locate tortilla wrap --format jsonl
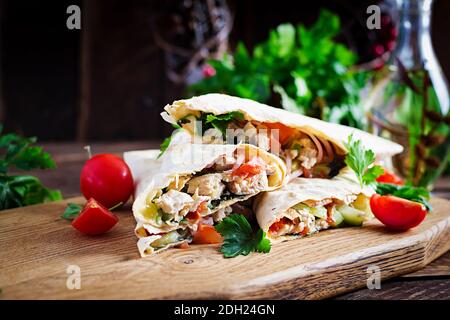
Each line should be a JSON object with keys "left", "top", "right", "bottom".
{"left": 123, "top": 149, "right": 161, "bottom": 189}
{"left": 254, "top": 167, "right": 374, "bottom": 243}
{"left": 132, "top": 143, "right": 286, "bottom": 256}
{"left": 162, "top": 93, "right": 403, "bottom": 158}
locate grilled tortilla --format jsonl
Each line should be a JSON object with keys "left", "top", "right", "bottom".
{"left": 254, "top": 167, "right": 374, "bottom": 243}
{"left": 162, "top": 94, "right": 403, "bottom": 178}
{"left": 131, "top": 143, "right": 286, "bottom": 256}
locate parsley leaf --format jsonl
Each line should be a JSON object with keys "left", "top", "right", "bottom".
{"left": 158, "top": 123, "right": 181, "bottom": 159}
{"left": 203, "top": 112, "right": 244, "bottom": 137}
{"left": 362, "top": 165, "right": 385, "bottom": 186}
{"left": 0, "top": 126, "right": 62, "bottom": 211}
{"left": 344, "top": 134, "right": 383, "bottom": 187}
{"left": 215, "top": 214, "right": 271, "bottom": 258}
{"left": 158, "top": 136, "right": 172, "bottom": 159}
{"left": 0, "top": 128, "right": 56, "bottom": 174}
{"left": 189, "top": 10, "right": 368, "bottom": 129}
{"left": 61, "top": 203, "right": 82, "bottom": 220}
{"left": 376, "top": 183, "right": 432, "bottom": 211}
{"left": 0, "top": 175, "right": 62, "bottom": 210}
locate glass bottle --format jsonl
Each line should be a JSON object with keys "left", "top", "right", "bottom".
{"left": 368, "top": 0, "right": 450, "bottom": 189}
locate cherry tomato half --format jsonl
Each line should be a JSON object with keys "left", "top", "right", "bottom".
{"left": 192, "top": 224, "right": 223, "bottom": 244}
{"left": 80, "top": 154, "right": 134, "bottom": 208}
{"left": 376, "top": 167, "right": 404, "bottom": 185}
{"left": 72, "top": 198, "right": 119, "bottom": 235}
{"left": 370, "top": 194, "right": 427, "bottom": 230}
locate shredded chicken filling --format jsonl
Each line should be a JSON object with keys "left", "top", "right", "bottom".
{"left": 146, "top": 152, "right": 274, "bottom": 230}
{"left": 269, "top": 195, "right": 371, "bottom": 238}
{"left": 179, "top": 113, "right": 345, "bottom": 178}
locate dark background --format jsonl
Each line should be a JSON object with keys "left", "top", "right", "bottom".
{"left": 0, "top": 0, "right": 449, "bottom": 142}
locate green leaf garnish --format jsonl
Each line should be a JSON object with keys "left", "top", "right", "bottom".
{"left": 158, "top": 136, "right": 172, "bottom": 159}
{"left": 0, "top": 126, "right": 62, "bottom": 211}
{"left": 375, "top": 183, "right": 432, "bottom": 211}
{"left": 0, "top": 175, "right": 62, "bottom": 210}
{"left": 188, "top": 9, "right": 368, "bottom": 129}
{"left": 203, "top": 112, "right": 244, "bottom": 137}
{"left": 344, "top": 134, "right": 383, "bottom": 187}
{"left": 0, "top": 126, "right": 56, "bottom": 174}
{"left": 61, "top": 203, "right": 82, "bottom": 220}
{"left": 215, "top": 214, "right": 271, "bottom": 258}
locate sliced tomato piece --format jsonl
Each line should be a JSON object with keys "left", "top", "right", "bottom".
{"left": 301, "top": 226, "right": 310, "bottom": 236}
{"left": 376, "top": 167, "right": 404, "bottom": 185}
{"left": 186, "top": 201, "right": 208, "bottom": 221}
{"left": 186, "top": 211, "right": 201, "bottom": 221}
{"left": 370, "top": 194, "right": 427, "bottom": 230}
{"left": 192, "top": 224, "right": 223, "bottom": 244}
{"left": 178, "top": 242, "right": 190, "bottom": 249}
{"left": 232, "top": 162, "right": 263, "bottom": 178}
{"left": 269, "top": 217, "right": 289, "bottom": 235}
{"left": 71, "top": 198, "right": 119, "bottom": 235}
{"left": 262, "top": 122, "right": 296, "bottom": 145}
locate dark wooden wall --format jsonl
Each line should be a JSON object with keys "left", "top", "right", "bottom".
{"left": 1, "top": 0, "right": 449, "bottom": 141}
{"left": 1, "top": 0, "right": 80, "bottom": 140}
{"left": 78, "top": 0, "right": 181, "bottom": 141}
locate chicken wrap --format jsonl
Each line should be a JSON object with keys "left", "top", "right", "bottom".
{"left": 254, "top": 167, "right": 374, "bottom": 243}
{"left": 132, "top": 143, "right": 286, "bottom": 256}
{"left": 161, "top": 94, "right": 403, "bottom": 178}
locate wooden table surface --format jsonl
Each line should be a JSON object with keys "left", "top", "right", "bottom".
{"left": 16, "top": 141, "right": 450, "bottom": 300}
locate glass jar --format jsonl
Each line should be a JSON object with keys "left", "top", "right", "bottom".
{"left": 368, "top": 0, "right": 450, "bottom": 189}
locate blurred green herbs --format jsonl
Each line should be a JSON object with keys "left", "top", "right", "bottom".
{"left": 0, "top": 125, "right": 62, "bottom": 210}
{"left": 189, "top": 10, "right": 368, "bottom": 129}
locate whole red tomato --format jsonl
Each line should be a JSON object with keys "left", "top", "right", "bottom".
{"left": 376, "top": 167, "right": 404, "bottom": 185}
{"left": 370, "top": 194, "right": 427, "bottom": 230}
{"left": 80, "top": 154, "right": 134, "bottom": 208}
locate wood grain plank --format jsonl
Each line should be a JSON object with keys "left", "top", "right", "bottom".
{"left": 335, "top": 278, "right": 450, "bottom": 300}
{"left": 0, "top": 197, "right": 449, "bottom": 300}
{"left": 401, "top": 251, "right": 450, "bottom": 277}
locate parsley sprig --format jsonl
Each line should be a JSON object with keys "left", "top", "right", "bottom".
{"left": 0, "top": 125, "right": 62, "bottom": 210}
{"left": 344, "top": 134, "right": 432, "bottom": 210}
{"left": 215, "top": 214, "right": 271, "bottom": 258}
{"left": 203, "top": 112, "right": 244, "bottom": 137}
{"left": 61, "top": 203, "right": 83, "bottom": 220}
{"left": 344, "top": 134, "right": 384, "bottom": 187}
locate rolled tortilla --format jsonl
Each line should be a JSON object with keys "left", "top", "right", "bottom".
{"left": 132, "top": 143, "right": 286, "bottom": 256}
{"left": 254, "top": 167, "right": 375, "bottom": 243}
{"left": 162, "top": 94, "right": 403, "bottom": 160}
{"left": 123, "top": 149, "right": 161, "bottom": 189}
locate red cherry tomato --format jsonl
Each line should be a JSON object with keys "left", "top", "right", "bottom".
{"left": 72, "top": 198, "right": 119, "bottom": 235}
{"left": 80, "top": 154, "right": 134, "bottom": 208}
{"left": 370, "top": 194, "right": 427, "bottom": 230}
{"left": 262, "top": 122, "right": 296, "bottom": 145}
{"left": 192, "top": 224, "right": 223, "bottom": 244}
{"left": 376, "top": 167, "right": 404, "bottom": 185}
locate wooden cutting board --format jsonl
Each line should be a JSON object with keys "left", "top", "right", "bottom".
{"left": 0, "top": 197, "right": 449, "bottom": 300}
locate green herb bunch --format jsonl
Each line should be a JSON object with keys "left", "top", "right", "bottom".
{"left": 189, "top": 10, "right": 368, "bottom": 129}
{"left": 0, "top": 125, "right": 62, "bottom": 210}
